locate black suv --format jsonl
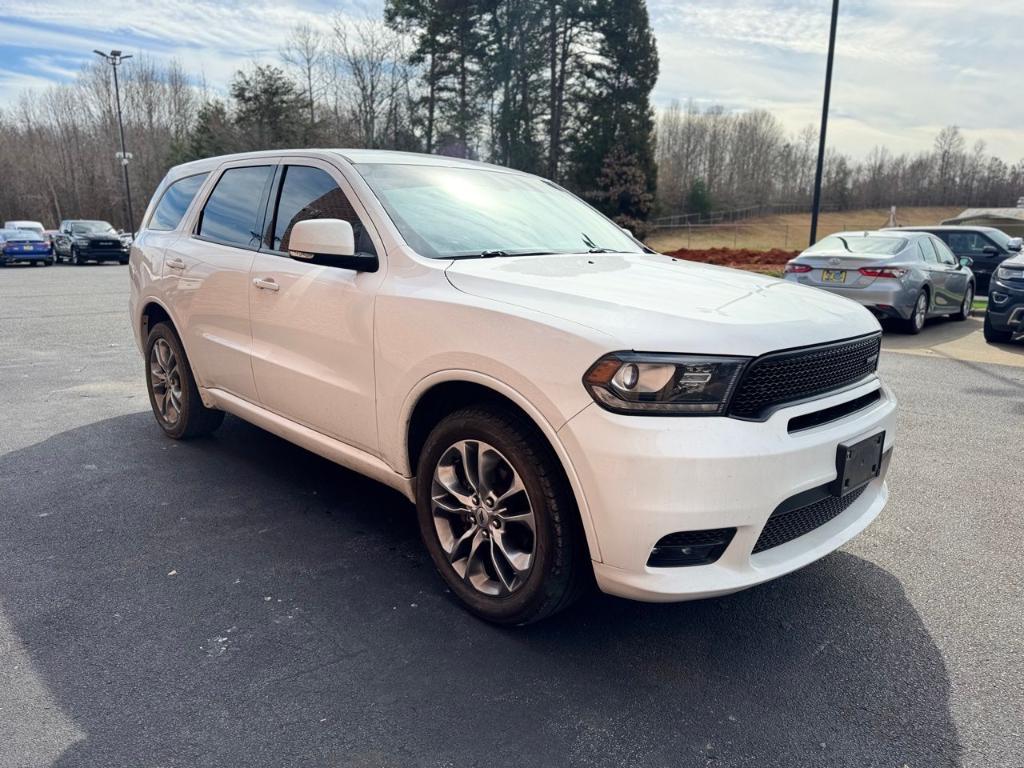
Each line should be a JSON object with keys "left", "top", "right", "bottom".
{"left": 985, "top": 252, "right": 1024, "bottom": 343}
{"left": 53, "top": 220, "right": 130, "bottom": 265}
{"left": 887, "top": 226, "right": 1022, "bottom": 293}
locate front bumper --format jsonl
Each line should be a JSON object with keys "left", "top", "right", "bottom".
{"left": 559, "top": 377, "right": 897, "bottom": 602}
{"left": 986, "top": 283, "right": 1024, "bottom": 334}
{"left": 77, "top": 247, "right": 128, "bottom": 261}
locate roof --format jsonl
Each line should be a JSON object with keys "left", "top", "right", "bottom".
{"left": 942, "top": 208, "right": 1024, "bottom": 224}
{"left": 887, "top": 225, "right": 1006, "bottom": 234}
{"left": 165, "top": 149, "right": 516, "bottom": 184}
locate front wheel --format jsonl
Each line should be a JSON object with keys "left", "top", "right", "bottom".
{"left": 415, "top": 406, "right": 588, "bottom": 625}
{"left": 71, "top": 247, "right": 82, "bottom": 265}
{"left": 953, "top": 284, "right": 973, "bottom": 321}
{"left": 983, "top": 313, "right": 1012, "bottom": 344}
{"left": 144, "top": 322, "right": 225, "bottom": 439}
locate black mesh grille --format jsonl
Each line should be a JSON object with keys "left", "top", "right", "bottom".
{"left": 648, "top": 528, "right": 735, "bottom": 567}
{"left": 728, "top": 334, "right": 881, "bottom": 419}
{"left": 753, "top": 486, "right": 866, "bottom": 554}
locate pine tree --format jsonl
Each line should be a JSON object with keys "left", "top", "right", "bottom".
{"left": 568, "top": 0, "right": 658, "bottom": 220}
{"left": 229, "top": 65, "right": 302, "bottom": 150}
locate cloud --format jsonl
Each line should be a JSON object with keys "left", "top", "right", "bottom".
{"left": 0, "top": 0, "right": 1021, "bottom": 159}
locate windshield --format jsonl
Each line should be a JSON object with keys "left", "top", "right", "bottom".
{"left": 0, "top": 229, "right": 43, "bottom": 241}
{"left": 356, "top": 163, "right": 644, "bottom": 259}
{"left": 71, "top": 221, "right": 117, "bottom": 235}
{"left": 806, "top": 234, "right": 907, "bottom": 255}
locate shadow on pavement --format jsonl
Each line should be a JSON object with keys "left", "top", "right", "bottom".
{"left": 0, "top": 412, "right": 961, "bottom": 767}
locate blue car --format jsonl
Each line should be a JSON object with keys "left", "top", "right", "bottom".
{"left": 0, "top": 229, "right": 54, "bottom": 266}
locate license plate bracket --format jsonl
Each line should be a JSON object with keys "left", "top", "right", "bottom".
{"left": 832, "top": 432, "right": 885, "bottom": 497}
{"left": 822, "top": 269, "right": 847, "bottom": 283}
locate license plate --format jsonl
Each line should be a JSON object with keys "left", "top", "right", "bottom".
{"left": 822, "top": 269, "right": 847, "bottom": 283}
{"left": 832, "top": 432, "right": 885, "bottom": 497}
{"left": 23, "top": 245, "right": 33, "bottom": 251}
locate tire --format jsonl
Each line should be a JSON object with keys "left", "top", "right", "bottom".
{"left": 144, "top": 322, "right": 225, "bottom": 439}
{"left": 71, "top": 247, "right": 82, "bottom": 266}
{"left": 119, "top": 257, "right": 129, "bottom": 265}
{"left": 415, "top": 405, "right": 588, "bottom": 625}
{"left": 953, "top": 283, "right": 974, "bottom": 321}
{"left": 901, "top": 290, "right": 928, "bottom": 334}
{"left": 983, "top": 313, "right": 1012, "bottom": 344}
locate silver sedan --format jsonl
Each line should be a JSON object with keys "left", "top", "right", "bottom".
{"left": 783, "top": 230, "right": 975, "bottom": 334}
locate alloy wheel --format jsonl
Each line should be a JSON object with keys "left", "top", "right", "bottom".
{"left": 430, "top": 440, "right": 536, "bottom": 596}
{"left": 962, "top": 286, "right": 973, "bottom": 317}
{"left": 914, "top": 293, "right": 927, "bottom": 330}
{"left": 149, "top": 338, "right": 183, "bottom": 426}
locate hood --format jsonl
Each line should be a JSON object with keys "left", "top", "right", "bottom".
{"left": 76, "top": 232, "right": 120, "bottom": 241}
{"left": 445, "top": 252, "right": 880, "bottom": 356}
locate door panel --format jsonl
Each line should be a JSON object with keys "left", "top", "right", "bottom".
{"left": 160, "top": 162, "right": 276, "bottom": 401}
{"left": 249, "top": 253, "right": 380, "bottom": 452}
{"left": 163, "top": 236, "right": 258, "bottom": 400}
{"left": 248, "top": 159, "right": 385, "bottom": 454}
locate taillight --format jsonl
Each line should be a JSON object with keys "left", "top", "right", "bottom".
{"left": 785, "top": 262, "right": 812, "bottom": 274}
{"left": 858, "top": 267, "right": 907, "bottom": 279}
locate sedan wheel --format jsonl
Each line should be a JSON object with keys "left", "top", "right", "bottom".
{"left": 954, "top": 284, "right": 973, "bottom": 321}
{"left": 902, "top": 291, "right": 928, "bottom": 334}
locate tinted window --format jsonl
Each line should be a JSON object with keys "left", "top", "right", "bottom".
{"left": 150, "top": 173, "right": 209, "bottom": 231}
{"left": 197, "top": 165, "right": 274, "bottom": 248}
{"left": 270, "top": 165, "right": 375, "bottom": 255}
{"left": 918, "top": 238, "right": 938, "bottom": 263}
{"left": 947, "top": 232, "right": 993, "bottom": 255}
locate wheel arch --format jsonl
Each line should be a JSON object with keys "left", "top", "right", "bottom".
{"left": 401, "top": 372, "right": 602, "bottom": 562}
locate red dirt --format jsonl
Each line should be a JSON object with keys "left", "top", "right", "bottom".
{"left": 664, "top": 246, "right": 799, "bottom": 269}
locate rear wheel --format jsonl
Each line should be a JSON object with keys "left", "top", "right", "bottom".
{"left": 953, "top": 284, "right": 974, "bottom": 321}
{"left": 144, "top": 322, "right": 224, "bottom": 439}
{"left": 415, "top": 406, "right": 588, "bottom": 625}
{"left": 983, "top": 313, "right": 1012, "bottom": 344}
{"left": 901, "top": 291, "right": 928, "bottom": 334}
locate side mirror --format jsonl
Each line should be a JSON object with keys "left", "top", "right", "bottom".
{"left": 959, "top": 256, "right": 973, "bottom": 269}
{"left": 1007, "top": 237, "right": 1022, "bottom": 252}
{"left": 287, "top": 218, "right": 377, "bottom": 272}
{"left": 982, "top": 245, "right": 999, "bottom": 254}
{"left": 620, "top": 226, "right": 634, "bottom": 239}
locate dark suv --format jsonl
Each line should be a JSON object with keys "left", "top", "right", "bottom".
{"left": 53, "top": 220, "right": 130, "bottom": 265}
{"left": 887, "top": 226, "right": 1021, "bottom": 293}
{"left": 985, "top": 252, "right": 1024, "bottom": 343}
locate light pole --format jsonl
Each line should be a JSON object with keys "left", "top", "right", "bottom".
{"left": 809, "top": 0, "right": 839, "bottom": 246}
{"left": 93, "top": 49, "right": 135, "bottom": 233}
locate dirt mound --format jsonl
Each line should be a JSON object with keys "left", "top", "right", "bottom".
{"left": 664, "top": 246, "right": 799, "bottom": 268}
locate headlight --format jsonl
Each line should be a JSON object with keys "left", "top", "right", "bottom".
{"left": 74, "top": 237, "right": 90, "bottom": 246}
{"left": 583, "top": 353, "right": 749, "bottom": 415}
{"left": 996, "top": 265, "right": 1022, "bottom": 281}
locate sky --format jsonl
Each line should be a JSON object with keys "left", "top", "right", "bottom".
{"left": 0, "top": 0, "right": 1021, "bottom": 160}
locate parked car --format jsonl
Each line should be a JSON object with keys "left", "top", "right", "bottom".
{"left": 887, "top": 225, "right": 1021, "bottom": 293}
{"left": 3, "top": 220, "right": 46, "bottom": 235}
{"left": 784, "top": 230, "right": 975, "bottom": 334}
{"left": 0, "top": 228, "right": 55, "bottom": 266}
{"left": 53, "top": 220, "right": 130, "bottom": 264}
{"left": 130, "top": 150, "right": 897, "bottom": 624}
{"left": 984, "top": 252, "right": 1024, "bottom": 343}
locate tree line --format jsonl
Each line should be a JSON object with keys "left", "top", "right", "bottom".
{"left": 1, "top": 0, "right": 1021, "bottom": 238}
{"left": 0, "top": 0, "right": 659, "bottom": 233}
{"left": 656, "top": 101, "right": 1024, "bottom": 218}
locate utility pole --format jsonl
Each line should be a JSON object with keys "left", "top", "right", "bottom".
{"left": 93, "top": 50, "right": 135, "bottom": 233}
{"left": 809, "top": 0, "right": 839, "bottom": 247}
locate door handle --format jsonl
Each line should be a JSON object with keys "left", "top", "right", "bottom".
{"left": 166, "top": 257, "right": 186, "bottom": 271}
{"left": 253, "top": 277, "right": 280, "bottom": 292}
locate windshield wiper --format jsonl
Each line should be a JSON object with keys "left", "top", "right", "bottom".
{"left": 587, "top": 246, "right": 621, "bottom": 254}
{"left": 450, "top": 250, "right": 555, "bottom": 260}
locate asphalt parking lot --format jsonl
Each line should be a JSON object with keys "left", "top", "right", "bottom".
{"left": 1, "top": 264, "right": 1022, "bottom": 768}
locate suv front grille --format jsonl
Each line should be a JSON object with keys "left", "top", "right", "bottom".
{"left": 728, "top": 333, "right": 881, "bottom": 419}
{"left": 752, "top": 486, "right": 866, "bottom": 554}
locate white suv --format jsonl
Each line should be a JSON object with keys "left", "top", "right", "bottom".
{"left": 129, "top": 150, "right": 897, "bottom": 624}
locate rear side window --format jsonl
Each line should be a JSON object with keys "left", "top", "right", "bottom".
{"left": 197, "top": 165, "right": 274, "bottom": 249}
{"left": 918, "top": 238, "right": 938, "bottom": 263}
{"left": 149, "top": 173, "right": 209, "bottom": 231}
{"left": 269, "top": 165, "right": 376, "bottom": 255}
